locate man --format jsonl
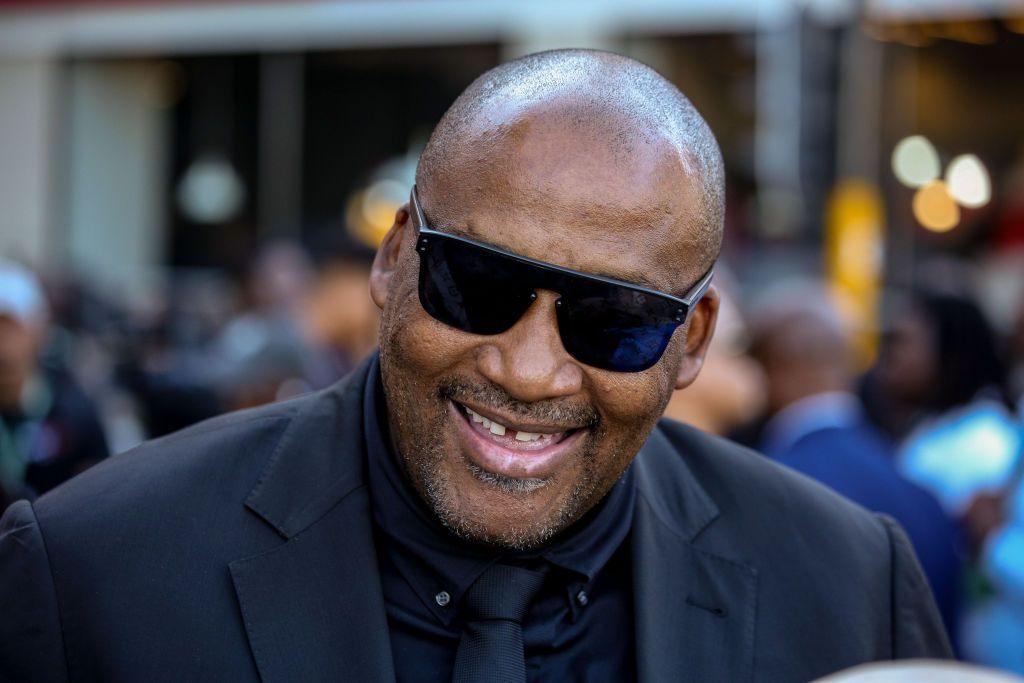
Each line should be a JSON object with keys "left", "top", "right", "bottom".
{"left": 0, "top": 260, "right": 109, "bottom": 502}
{"left": 750, "top": 285, "right": 961, "bottom": 646}
{"left": 0, "top": 50, "right": 948, "bottom": 682}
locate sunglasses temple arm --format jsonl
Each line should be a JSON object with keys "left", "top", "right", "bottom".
{"left": 411, "top": 185, "right": 427, "bottom": 231}
{"left": 683, "top": 268, "right": 715, "bottom": 308}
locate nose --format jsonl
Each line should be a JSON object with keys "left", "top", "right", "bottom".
{"left": 475, "top": 290, "right": 584, "bottom": 403}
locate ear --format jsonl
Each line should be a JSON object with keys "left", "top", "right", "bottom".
{"left": 674, "top": 285, "right": 720, "bottom": 390}
{"left": 369, "top": 205, "right": 411, "bottom": 310}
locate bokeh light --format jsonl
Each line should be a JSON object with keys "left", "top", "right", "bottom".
{"left": 176, "top": 154, "right": 246, "bottom": 224}
{"left": 892, "top": 135, "right": 941, "bottom": 188}
{"left": 346, "top": 178, "right": 408, "bottom": 248}
{"left": 946, "top": 154, "right": 991, "bottom": 208}
{"left": 912, "top": 180, "right": 961, "bottom": 232}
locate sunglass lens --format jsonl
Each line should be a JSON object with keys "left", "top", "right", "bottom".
{"left": 418, "top": 236, "right": 535, "bottom": 335}
{"left": 557, "top": 292, "right": 681, "bottom": 372}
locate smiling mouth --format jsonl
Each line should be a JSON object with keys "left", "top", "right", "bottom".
{"left": 456, "top": 402, "right": 577, "bottom": 449}
{"left": 450, "top": 400, "right": 587, "bottom": 480}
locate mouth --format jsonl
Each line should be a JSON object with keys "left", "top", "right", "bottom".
{"left": 449, "top": 400, "right": 587, "bottom": 481}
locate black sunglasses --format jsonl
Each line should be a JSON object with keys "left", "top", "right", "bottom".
{"left": 411, "top": 186, "right": 713, "bottom": 373}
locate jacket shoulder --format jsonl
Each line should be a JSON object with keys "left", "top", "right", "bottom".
{"left": 33, "top": 390, "right": 315, "bottom": 538}
{"left": 652, "top": 419, "right": 952, "bottom": 661}
{"left": 653, "top": 418, "right": 890, "bottom": 552}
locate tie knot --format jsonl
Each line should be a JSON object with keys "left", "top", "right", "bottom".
{"left": 461, "top": 564, "right": 547, "bottom": 623}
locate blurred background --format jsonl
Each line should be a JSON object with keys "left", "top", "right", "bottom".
{"left": 2, "top": 0, "right": 1024, "bottom": 673}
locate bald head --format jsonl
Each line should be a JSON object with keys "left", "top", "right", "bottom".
{"left": 750, "top": 284, "right": 854, "bottom": 412}
{"left": 416, "top": 49, "right": 725, "bottom": 280}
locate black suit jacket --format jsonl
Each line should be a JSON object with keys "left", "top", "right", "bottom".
{"left": 0, "top": 358, "right": 951, "bottom": 682}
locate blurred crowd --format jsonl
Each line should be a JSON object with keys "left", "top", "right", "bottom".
{"left": 0, "top": 234, "right": 378, "bottom": 505}
{"left": 3, "top": 243, "right": 1024, "bottom": 672}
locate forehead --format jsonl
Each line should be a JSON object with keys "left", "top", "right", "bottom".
{"left": 421, "top": 111, "right": 708, "bottom": 293}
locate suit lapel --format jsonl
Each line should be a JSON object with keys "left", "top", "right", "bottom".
{"left": 632, "top": 426, "right": 758, "bottom": 683}
{"left": 230, "top": 358, "right": 395, "bottom": 683}
{"left": 229, "top": 486, "right": 394, "bottom": 682}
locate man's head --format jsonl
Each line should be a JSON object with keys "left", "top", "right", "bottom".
{"left": 369, "top": 49, "right": 724, "bottom": 550}
{"left": 749, "top": 283, "right": 853, "bottom": 415}
{"left": 0, "top": 260, "right": 48, "bottom": 410}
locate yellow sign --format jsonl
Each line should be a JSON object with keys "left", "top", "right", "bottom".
{"left": 825, "top": 180, "right": 885, "bottom": 368}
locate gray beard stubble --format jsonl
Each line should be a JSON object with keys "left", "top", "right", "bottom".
{"left": 379, "top": 318, "right": 613, "bottom": 550}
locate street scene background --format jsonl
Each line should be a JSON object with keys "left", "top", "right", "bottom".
{"left": 2, "top": 0, "right": 1024, "bottom": 673}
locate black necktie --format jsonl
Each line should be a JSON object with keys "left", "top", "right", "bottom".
{"left": 451, "top": 563, "right": 547, "bottom": 683}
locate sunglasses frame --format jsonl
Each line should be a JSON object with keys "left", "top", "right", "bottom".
{"left": 410, "top": 184, "right": 714, "bottom": 367}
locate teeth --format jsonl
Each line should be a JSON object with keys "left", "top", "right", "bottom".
{"left": 515, "top": 431, "right": 542, "bottom": 442}
{"left": 466, "top": 407, "right": 507, "bottom": 436}
{"left": 465, "top": 405, "right": 554, "bottom": 442}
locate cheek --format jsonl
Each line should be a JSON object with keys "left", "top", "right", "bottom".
{"left": 589, "top": 366, "right": 675, "bottom": 474}
{"left": 382, "top": 284, "right": 478, "bottom": 380}
{"left": 597, "top": 331, "right": 682, "bottom": 416}
{"left": 594, "top": 374, "right": 671, "bottom": 429}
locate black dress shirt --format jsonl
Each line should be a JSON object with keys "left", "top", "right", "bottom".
{"left": 364, "top": 364, "right": 637, "bottom": 682}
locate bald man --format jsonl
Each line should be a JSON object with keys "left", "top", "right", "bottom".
{"left": 750, "top": 284, "right": 962, "bottom": 644}
{"left": 0, "top": 50, "right": 949, "bottom": 683}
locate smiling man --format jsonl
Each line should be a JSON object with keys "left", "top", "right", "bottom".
{"left": 0, "top": 50, "right": 949, "bottom": 682}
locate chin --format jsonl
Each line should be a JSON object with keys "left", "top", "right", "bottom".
{"left": 416, "top": 455, "right": 594, "bottom": 551}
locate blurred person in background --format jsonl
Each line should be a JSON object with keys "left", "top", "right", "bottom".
{"left": 750, "top": 282, "right": 962, "bottom": 641}
{"left": 963, "top": 458, "right": 1024, "bottom": 674}
{"left": 213, "top": 240, "right": 324, "bottom": 408}
{"left": 875, "top": 292, "right": 1020, "bottom": 522}
{"left": 933, "top": 294, "right": 1024, "bottom": 671}
{"left": 115, "top": 273, "right": 231, "bottom": 439}
{"left": 0, "top": 260, "right": 109, "bottom": 502}
{"left": 872, "top": 289, "right": 1024, "bottom": 666}
{"left": 301, "top": 233, "right": 379, "bottom": 376}
{"left": 213, "top": 236, "right": 378, "bottom": 410}
{"left": 662, "top": 267, "right": 765, "bottom": 434}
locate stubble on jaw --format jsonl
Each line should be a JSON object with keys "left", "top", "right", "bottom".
{"left": 380, "top": 318, "right": 610, "bottom": 550}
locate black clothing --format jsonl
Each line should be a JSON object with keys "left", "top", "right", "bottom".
{"left": 451, "top": 563, "right": 546, "bottom": 683}
{"left": 0, "top": 355, "right": 951, "bottom": 682}
{"left": 364, "top": 363, "right": 636, "bottom": 682}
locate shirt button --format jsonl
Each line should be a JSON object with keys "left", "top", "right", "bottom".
{"left": 575, "top": 589, "right": 589, "bottom": 607}
{"left": 435, "top": 590, "right": 451, "bottom": 607}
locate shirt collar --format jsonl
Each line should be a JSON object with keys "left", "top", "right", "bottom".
{"left": 363, "top": 354, "right": 635, "bottom": 624}
{"left": 762, "top": 391, "right": 862, "bottom": 458}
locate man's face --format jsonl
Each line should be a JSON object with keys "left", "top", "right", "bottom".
{"left": 371, "top": 108, "right": 718, "bottom": 549}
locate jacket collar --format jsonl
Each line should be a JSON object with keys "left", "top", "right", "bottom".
{"left": 242, "top": 358, "right": 371, "bottom": 539}
{"left": 631, "top": 424, "right": 759, "bottom": 683}
{"left": 230, "top": 356, "right": 395, "bottom": 682}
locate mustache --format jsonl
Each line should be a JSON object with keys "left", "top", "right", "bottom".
{"left": 437, "top": 376, "right": 601, "bottom": 429}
